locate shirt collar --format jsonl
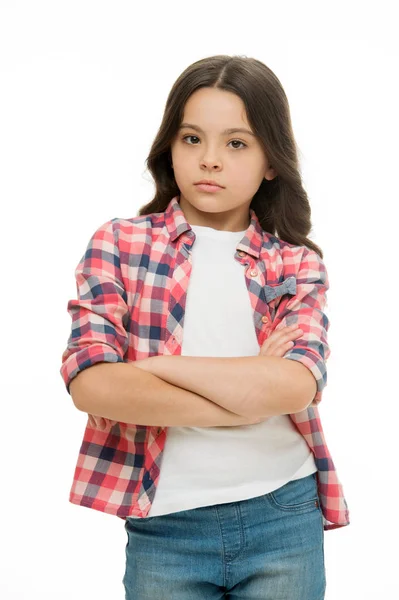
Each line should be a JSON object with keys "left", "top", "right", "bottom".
{"left": 164, "top": 195, "right": 265, "bottom": 259}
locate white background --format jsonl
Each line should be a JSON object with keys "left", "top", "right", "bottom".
{"left": 1, "top": 1, "right": 398, "bottom": 598}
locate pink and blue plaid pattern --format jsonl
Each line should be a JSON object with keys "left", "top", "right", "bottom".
{"left": 60, "top": 195, "right": 350, "bottom": 530}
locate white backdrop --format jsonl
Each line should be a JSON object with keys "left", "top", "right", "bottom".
{"left": 1, "top": 1, "right": 398, "bottom": 598}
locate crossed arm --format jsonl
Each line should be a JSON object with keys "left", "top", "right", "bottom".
{"left": 63, "top": 225, "right": 326, "bottom": 424}
{"left": 134, "top": 354, "right": 317, "bottom": 419}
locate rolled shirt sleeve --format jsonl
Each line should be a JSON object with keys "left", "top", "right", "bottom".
{"left": 60, "top": 219, "right": 130, "bottom": 395}
{"left": 273, "top": 248, "right": 331, "bottom": 406}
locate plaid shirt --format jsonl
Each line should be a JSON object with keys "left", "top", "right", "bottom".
{"left": 60, "top": 195, "right": 350, "bottom": 531}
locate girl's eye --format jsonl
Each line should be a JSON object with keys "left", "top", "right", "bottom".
{"left": 182, "top": 135, "right": 247, "bottom": 149}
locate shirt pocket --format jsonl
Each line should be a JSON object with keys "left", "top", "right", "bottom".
{"left": 263, "top": 276, "right": 297, "bottom": 322}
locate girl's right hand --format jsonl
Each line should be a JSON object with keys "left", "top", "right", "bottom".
{"left": 258, "top": 324, "right": 303, "bottom": 357}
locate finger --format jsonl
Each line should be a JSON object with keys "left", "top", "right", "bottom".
{"left": 261, "top": 332, "right": 302, "bottom": 355}
{"left": 265, "top": 327, "right": 303, "bottom": 347}
{"left": 259, "top": 325, "right": 303, "bottom": 353}
{"left": 291, "top": 328, "right": 303, "bottom": 336}
{"left": 283, "top": 328, "right": 303, "bottom": 339}
{"left": 270, "top": 325, "right": 301, "bottom": 338}
{"left": 274, "top": 338, "right": 298, "bottom": 355}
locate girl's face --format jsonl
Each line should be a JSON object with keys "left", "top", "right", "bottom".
{"left": 170, "top": 87, "right": 277, "bottom": 231}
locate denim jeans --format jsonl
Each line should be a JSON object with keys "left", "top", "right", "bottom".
{"left": 122, "top": 472, "right": 326, "bottom": 599}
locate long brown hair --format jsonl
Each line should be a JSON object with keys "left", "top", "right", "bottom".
{"left": 137, "top": 54, "right": 323, "bottom": 258}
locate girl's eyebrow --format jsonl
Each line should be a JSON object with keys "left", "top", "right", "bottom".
{"left": 179, "top": 122, "right": 255, "bottom": 137}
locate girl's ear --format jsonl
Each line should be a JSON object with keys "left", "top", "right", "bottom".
{"left": 265, "top": 166, "right": 278, "bottom": 180}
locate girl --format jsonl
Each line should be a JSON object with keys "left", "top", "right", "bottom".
{"left": 61, "top": 54, "right": 350, "bottom": 599}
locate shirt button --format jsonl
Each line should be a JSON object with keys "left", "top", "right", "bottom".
{"left": 261, "top": 316, "right": 269, "bottom": 323}
{"left": 237, "top": 251, "right": 246, "bottom": 257}
{"left": 249, "top": 269, "right": 258, "bottom": 277}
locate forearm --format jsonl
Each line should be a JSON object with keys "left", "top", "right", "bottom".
{"left": 72, "top": 362, "right": 253, "bottom": 427}
{"left": 134, "top": 355, "right": 263, "bottom": 418}
{"left": 138, "top": 355, "right": 306, "bottom": 418}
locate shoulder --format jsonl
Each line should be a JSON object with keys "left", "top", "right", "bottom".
{"left": 87, "top": 213, "right": 160, "bottom": 246}
{"left": 260, "top": 231, "right": 326, "bottom": 282}
{"left": 110, "top": 211, "right": 166, "bottom": 238}
{"left": 260, "top": 230, "right": 311, "bottom": 267}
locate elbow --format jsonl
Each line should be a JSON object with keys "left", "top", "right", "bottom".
{"left": 296, "top": 370, "right": 318, "bottom": 412}
{"left": 69, "top": 371, "right": 91, "bottom": 412}
{"left": 68, "top": 364, "right": 107, "bottom": 413}
{"left": 279, "top": 358, "right": 318, "bottom": 414}
{"left": 68, "top": 362, "right": 128, "bottom": 417}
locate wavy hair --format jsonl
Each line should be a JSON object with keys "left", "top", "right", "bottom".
{"left": 137, "top": 54, "right": 323, "bottom": 258}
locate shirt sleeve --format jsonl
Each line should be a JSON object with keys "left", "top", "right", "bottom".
{"left": 60, "top": 219, "right": 130, "bottom": 395}
{"left": 273, "top": 248, "right": 331, "bottom": 406}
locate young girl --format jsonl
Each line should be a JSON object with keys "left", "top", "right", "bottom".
{"left": 61, "top": 54, "right": 350, "bottom": 599}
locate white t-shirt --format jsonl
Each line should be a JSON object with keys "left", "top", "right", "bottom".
{"left": 131, "top": 223, "right": 316, "bottom": 518}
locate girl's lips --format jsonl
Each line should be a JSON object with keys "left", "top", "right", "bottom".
{"left": 195, "top": 183, "right": 224, "bottom": 192}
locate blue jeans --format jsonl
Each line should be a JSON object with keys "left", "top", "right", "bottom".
{"left": 123, "top": 472, "right": 326, "bottom": 599}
